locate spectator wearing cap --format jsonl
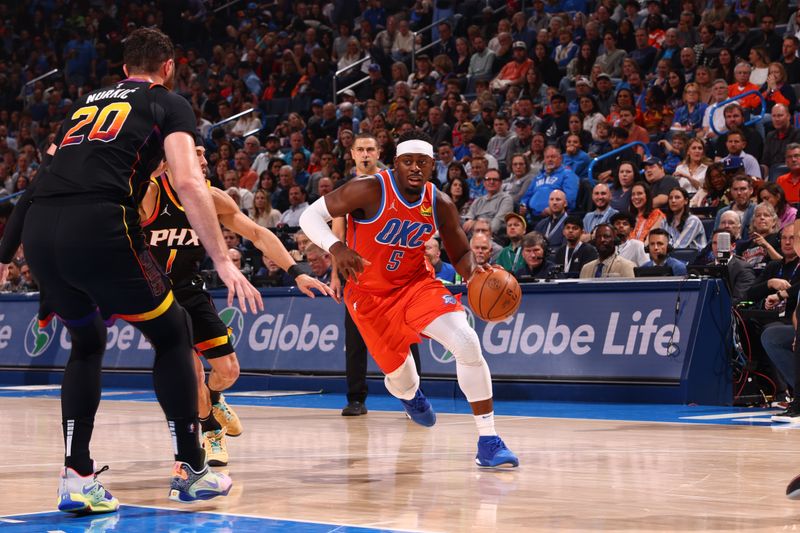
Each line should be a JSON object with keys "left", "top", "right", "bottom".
{"left": 583, "top": 183, "right": 619, "bottom": 238}
{"left": 642, "top": 157, "right": 681, "bottom": 209}
{"left": 494, "top": 213, "right": 528, "bottom": 272}
{"left": 468, "top": 35, "right": 496, "bottom": 82}
{"left": 467, "top": 136, "right": 498, "bottom": 171}
{"left": 365, "top": 63, "right": 388, "bottom": 100}
{"left": 490, "top": 41, "right": 534, "bottom": 93}
{"left": 594, "top": 73, "right": 616, "bottom": 116}
{"left": 609, "top": 212, "right": 650, "bottom": 266}
{"left": 777, "top": 143, "right": 800, "bottom": 203}
{"left": 252, "top": 134, "right": 284, "bottom": 178}
{"left": 537, "top": 94, "right": 570, "bottom": 139}
{"left": 720, "top": 129, "right": 762, "bottom": 179}
{"left": 475, "top": 102, "right": 497, "bottom": 142}
{"left": 597, "top": 32, "right": 626, "bottom": 78}
{"left": 463, "top": 168, "right": 514, "bottom": 234}
{"left": 553, "top": 216, "right": 599, "bottom": 276}
{"left": 568, "top": 78, "right": 594, "bottom": 115}
{"left": 763, "top": 105, "right": 800, "bottom": 169}
{"left": 521, "top": 146, "right": 580, "bottom": 218}
{"left": 338, "top": 102, "right": 361, "bottom": 134}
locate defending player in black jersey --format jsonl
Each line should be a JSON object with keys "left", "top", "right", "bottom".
{"left": 141, "top": 140, "right": 333, "bottom": 466}
{"left": 0, "top": 29, "right": 262, "bottom": 511}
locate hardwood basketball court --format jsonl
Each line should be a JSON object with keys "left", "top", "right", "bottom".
{"left": 1, "top": 390, "right": 800, "bottom": 532}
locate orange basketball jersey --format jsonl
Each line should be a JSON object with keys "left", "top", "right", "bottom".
{"left": 346, "top": 169, "right": 439, "bottom": 294}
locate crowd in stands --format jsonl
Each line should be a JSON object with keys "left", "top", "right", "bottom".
{"left": 0, "top": 0, "right": 800, "bottom": 311}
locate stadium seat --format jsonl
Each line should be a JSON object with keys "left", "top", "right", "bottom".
{"left": 769, "top": 164, "right": 789, "bottom": 182}
{"left": 702, "top": 218, "right": 715, "bottom": 241}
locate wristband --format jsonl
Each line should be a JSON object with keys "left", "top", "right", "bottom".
{"left": 287, "top": 264, "right": 304, "bottom": 280}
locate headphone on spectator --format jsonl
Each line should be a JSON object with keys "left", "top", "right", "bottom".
{"left": 643, "top": 228, "right": 673, "bottom": 256}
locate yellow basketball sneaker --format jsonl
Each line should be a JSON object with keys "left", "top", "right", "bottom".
{"left": 212, "top": 395, "right": 242, "bottom": 437}
{"left": 57, "top": 463, "right": 119, "bottom": 514}
{"left": 202, "top": 428, "right": 229, "bottom": 466}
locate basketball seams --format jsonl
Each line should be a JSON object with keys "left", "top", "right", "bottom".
{"left": 484, "top": 272, "right": 509, "bottom": 321}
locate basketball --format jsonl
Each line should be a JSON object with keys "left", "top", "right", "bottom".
{"left": 467, "top": 268, "right": 522, "bottom": 322}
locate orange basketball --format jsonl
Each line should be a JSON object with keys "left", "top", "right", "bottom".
{"left": 467, "top": 268, "right": 522, "bottom": 322}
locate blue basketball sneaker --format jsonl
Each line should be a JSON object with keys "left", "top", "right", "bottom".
{"left": 400, "top": 389, "right": 437, "bottom": 427}
{"left": 475, "top": 436, "right": 519, "bottom": 468}
{"left": 57, "top": 463, "right": 119, "bottom": 514}
{"left": 168, "top": 461, "right": 232, "bottom": 503}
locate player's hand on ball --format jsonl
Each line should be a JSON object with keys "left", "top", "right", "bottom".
{"left": 296, "top": 274, "right": 336, "bottom": 299}
{"left": 330, "top": 242, "right": 371, "bottom": 283}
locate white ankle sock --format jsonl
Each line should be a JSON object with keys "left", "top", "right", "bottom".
{"left": 474, "top": 411, "right": 497, "bottom": 436}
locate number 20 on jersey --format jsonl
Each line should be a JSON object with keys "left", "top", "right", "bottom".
{"left": 60, "top": 102, "right": 132, "bottom": 147}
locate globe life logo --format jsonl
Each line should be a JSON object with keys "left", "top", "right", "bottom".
{"left": 25, "top": 316, "right": 56, "bottom": 358}
{"left": 218, "top": 307, "right": 245, "bottom": 348}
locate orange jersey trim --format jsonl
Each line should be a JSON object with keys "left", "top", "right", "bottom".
{"left": 161, "top": 174, "right": 185, "bottom": 212}
{"left": 194, "top": 334, "right": 230, "bottom": 353}
{"left": 113, "top": 291, "right": 174, "bottom": 323}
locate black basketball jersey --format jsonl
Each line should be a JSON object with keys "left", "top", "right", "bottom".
{"left": 34, "top": 79, "right": 196, "bottom": 205}
{"left": 142, "top": 173, "right": 205, "bottom": 284}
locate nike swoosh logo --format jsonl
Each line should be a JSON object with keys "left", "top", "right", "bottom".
{"left": 481, "top": 415, "right": 492, "bottom": 419}
{"left": 205, "top": 479, "right": 219, "bottom": 489}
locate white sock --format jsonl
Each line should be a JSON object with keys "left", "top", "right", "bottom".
{"left": 474, "top": 411, "right": 497, "bottom": 437}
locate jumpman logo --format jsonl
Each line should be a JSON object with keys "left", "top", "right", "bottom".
{"left": 160, "top": 203, "right": 171, "bottom": 217}
{"left": 389, "top": 200, "right": 397, "bottom": 211}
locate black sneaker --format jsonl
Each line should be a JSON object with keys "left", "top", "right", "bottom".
{"left": 772, "top": 402, "right": 800, "bottom": 423}
{"left": 788, "top": 473, "right": 800, "bottom": 499}
{"left": 341, "top": 401, "right": 368, "bottom": 416}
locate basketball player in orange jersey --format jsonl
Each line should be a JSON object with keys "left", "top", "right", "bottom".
{"left": 300, "top": 131, "right": 518, "bottom": 467}
{"left": 141, "top": 139, "right": 333, "bottom": 466}
{"left": 331, "top": 132, "right": 422, "bottom": 417}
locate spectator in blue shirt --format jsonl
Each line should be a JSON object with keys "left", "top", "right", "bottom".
{"left": 424, "top": 237, "right": 456, "bottom": 283}
{"left": 562, "top": 133, "right": 592, "bottom": 182}
{"left": 520, "top": 146, "right": 579, "bottom": 218}
{"left": 642, "top": 228, "right": 688, "bottom": 275}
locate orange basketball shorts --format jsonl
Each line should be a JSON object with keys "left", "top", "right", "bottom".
{"left": 344, "top": 276, "right": 463, "bottom": 374}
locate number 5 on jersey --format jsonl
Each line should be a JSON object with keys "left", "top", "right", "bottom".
{"left": 60, "top": 102, "right": 132, "bottom": 147}
{"left": 387, "top": 250, "right": 404, "bottom": 271}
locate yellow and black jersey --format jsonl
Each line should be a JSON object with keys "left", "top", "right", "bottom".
{"left": 34, "top": 79, "right": 196, "bottom": 205}
{"left": 142, "top": 173, "right": 206, "bottom": 285}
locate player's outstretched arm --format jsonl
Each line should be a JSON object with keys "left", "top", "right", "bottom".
{"left": 164, "top": 131, "right": 263, "bottom": 313}
{"left": 211, "top": 188, "right": 334, "bottom": 299}
{"left": 299, "top": 177, "right": 380, "bottom": 283}
{"left": 435, "top": 190, "right": 492, "bottom": 283}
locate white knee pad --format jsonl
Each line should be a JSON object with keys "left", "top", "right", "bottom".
{"left": 422, "top": 312, "right": 483, "bottom": 366}
{"left": 423, "top": 312, "right": 492, "bottom": 403}
{"left": 384, "top": 354, "right": 419, "bottom": 400}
